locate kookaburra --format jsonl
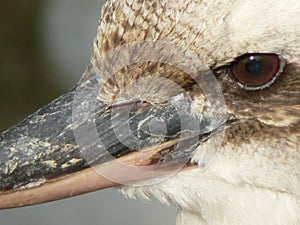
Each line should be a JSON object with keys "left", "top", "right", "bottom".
{"left": 0, "top": 1, "right": 299, "bottom": 225}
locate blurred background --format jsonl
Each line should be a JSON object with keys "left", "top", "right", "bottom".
{"left": 0, "top": 0, "right": 176, "bottom": 224}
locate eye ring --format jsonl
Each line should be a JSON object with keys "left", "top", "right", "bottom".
{"left": 228, "top": 53, "right": 286, "bottom": 91}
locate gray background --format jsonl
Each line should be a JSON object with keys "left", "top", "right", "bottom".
{"left": 0, "top": 0, "right": 177, "bottom": 224}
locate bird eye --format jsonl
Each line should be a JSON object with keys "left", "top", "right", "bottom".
{"left": 228, "top": 53, "right": 285, "bottom": 90}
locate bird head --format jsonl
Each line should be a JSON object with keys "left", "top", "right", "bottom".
{"left": 0, "top": 0, "right": 299, "bottom": 224}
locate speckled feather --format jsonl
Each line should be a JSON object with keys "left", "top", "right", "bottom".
{"left": 87, "top": 0, "right": 300, "bottom": 224}
{"left": 0, "top": 0, "right": 299, "bottom": 224}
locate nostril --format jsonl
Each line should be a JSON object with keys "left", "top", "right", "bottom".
{"left": 148, "top": 118, "right": 168, "bottom": 137}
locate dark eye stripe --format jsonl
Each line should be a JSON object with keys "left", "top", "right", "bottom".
{"left": 228, "top": 53, "right": 285, "bottom": 91}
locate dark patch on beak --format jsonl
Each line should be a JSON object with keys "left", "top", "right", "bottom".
{"left": 0, "top": 85, "right": 87, "bottom": 192}
{"left": 0, "top": 69, "right": 224, "bottom": 208}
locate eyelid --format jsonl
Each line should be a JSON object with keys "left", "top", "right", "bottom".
{"left": 221, "top": 53, "right": 286, "bottom": 91}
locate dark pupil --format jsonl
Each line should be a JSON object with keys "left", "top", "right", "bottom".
{"left": 246, "top": 56, "right": 262, "bottom": 74}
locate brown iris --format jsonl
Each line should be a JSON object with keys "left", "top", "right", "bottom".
{"left": 228, "top": 54, "right": 282, "bottom": 90}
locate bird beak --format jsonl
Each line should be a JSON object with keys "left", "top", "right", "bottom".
{"left": 0, "top": 61, "right": 226, "bottom": 209}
